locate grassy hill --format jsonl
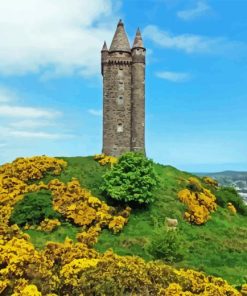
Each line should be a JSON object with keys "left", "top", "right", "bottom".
{"left": 24, "top": 156, "right": 247, "bottom": 286}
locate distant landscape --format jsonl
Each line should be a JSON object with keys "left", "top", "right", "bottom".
{"left": 197, "top": 171, "right": 247, "bottom": 204}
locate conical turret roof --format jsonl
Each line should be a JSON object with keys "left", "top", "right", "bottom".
{"left": 132, "top": 28, "right": 144, "bottom": 48}
{"left": 109, "top": 20, "right": 131, "bottom": 53}
{"left": 102, "top": 41, "right": 108, "bottom": 51}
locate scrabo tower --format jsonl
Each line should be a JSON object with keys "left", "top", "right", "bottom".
{"left": 101, "top": 20, "right": 146, "bottom": 156}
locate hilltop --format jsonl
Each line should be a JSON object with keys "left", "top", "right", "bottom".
{"left": 1, "top": 155, "right": 247, "bottom": 295}
{"left": 25, "top": 156, "right": 247, "bottom": 285}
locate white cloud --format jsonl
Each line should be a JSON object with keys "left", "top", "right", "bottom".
{"left": 143, "top": 25, "right": 246, "bottom": 56}
{"left": 156, "top": 71, "right": 191, "bottom": 82}
{"left": 0, "top": 87, "right": 18, "bottom": 103}
{"left": 177, "top": 1, "right": 211, "bottom": 21}
{"left": 0, "top": 126, "right": 73, "bottom": 140}
{"left": 0, "top": 105, "right": 61, "bottom": 118}
{"left": 0, "top": 86, "right": 72, "bottom": 143}
{"left": 10, "top": 130, "right": 73, "bottom": 140}
{"left": 0, "top": 0, "right": 119, "bottom": 77}
{"left": 88, "top": 109, "right": 103, "bottom": 116}
{"left": 9, "top": 119, "right": 54, "bottom": 129}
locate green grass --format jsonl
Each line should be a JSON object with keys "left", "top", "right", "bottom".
{"left": 24, "top": 156, "right": 247, "bottom": 285}
{"left": 25, "top": 222, "right": 80, "bottom": 249}
{"left": 178, "top": 209, "right": 247, "bottom": 285}
{"left": 54, "top": 156, "right": 108, "bottom": 198}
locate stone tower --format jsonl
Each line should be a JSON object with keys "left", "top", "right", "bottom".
{"left": 101, "top": 20, "right": 146, "bottom": 156}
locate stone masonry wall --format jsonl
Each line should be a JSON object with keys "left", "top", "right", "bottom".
{"left": 102, "top": 54, "right": 132, "bottom": 156}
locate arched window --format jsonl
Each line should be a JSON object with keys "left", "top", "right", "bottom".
{"left": 117, "top": 96, "right": 124, "bottom": 105}
{"left": 117, "top": 123, "right": 123, "bottom": 133}
{"left": 118, "top": 68, "right": 123, "bottom": 77}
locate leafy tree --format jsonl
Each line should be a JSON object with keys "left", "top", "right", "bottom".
{"left": 10, "top": 190, "right": 61, "bottom": 226}
{"left": 101, "top": 152, "right": 158, "bottom": 204}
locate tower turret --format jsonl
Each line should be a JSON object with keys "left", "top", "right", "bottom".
{"left": 131, "top": 28, "right": 146, "bottom": 153}
{"left": 101, "top": 41, "right": 108, "bottom": 75}
{"left": 102, "top": 20, "right": 132, "bottom": 156}
{"left": 133, "top": 28, "right": 144, "bottom": 49}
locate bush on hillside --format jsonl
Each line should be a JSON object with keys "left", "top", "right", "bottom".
{"left": 203, "top": 176, "right": 219, "bottom": 187}
{"left": 147, "top": 227, "right": 184, "bottom": 263}
{"left": 187, "top": 177, "right": 203, "bottom": 192}
{"left": 101, "top": 152, "right": 158, "bottom": 204}
{"left": 10, "top": 190, "right": 61, "bottom": 226}
{"left": 216, "top": 187, "right": 247, "bottom": 216}
{"left": 178, "top": 177, "right": 217, "bottom": 225}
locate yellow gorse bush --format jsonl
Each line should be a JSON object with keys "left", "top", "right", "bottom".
{"left": 0, "top": 279, "right": 10, "bottom": 294}
{"left": 94, "top": 153, "right": 118, "bottom": 166}
{"left": 0, "top": 156, "right": 67, "bottom": 226}
{"left": 60, "top": 258, "right": 99, "bottom": 286}
{"left": 0, "top": 156, "right": 67, "bottom": 182}
{"left": 241, "top": 283, "right": 247, "bottom": 295}
{"left": 0, "top": 156, "right": 242, "bottom": 295}
{"left": 12, "top": 284, "right": 42, "bottom": 296}
{"left": 178, "top": 177, "right": 217, "bottom": 225}
{"left": 58, "top": 249, "right": 241, "bottom": 296}
{"left": 0, "top": 237, "right": 59, "bottom": 294}
{"left": 108, "top": 215, "right": 127, "bottom": 233}
{"left": 1, "top": 236, "right": 241, "bottom": 295}
{"left": 227, "top": 202, "right": 237, "bottom": 214}
{"left": 76, "top": 225, "right": 101, "bottom": 247}
{"left": 48, "top": 178, "right": 130, "bottom": 237}
{"left": 37, "top": 219, "right": 61, "bottom": 232}
{"left": 161, "top": 283, "right": 189, "bottom": 296}
{"left": 203, "top": 176, "right": 219, "bottom": 188}
{"left": 44, "top": 238, "right": 98, "bottom": 266}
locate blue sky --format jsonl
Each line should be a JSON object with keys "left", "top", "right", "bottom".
{"left": 0, "top": 0, "right": 247, "bottom": 172}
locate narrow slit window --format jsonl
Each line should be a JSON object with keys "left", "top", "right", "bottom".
{"left": 117, "top": 123, "right": 123, "bottom": 133}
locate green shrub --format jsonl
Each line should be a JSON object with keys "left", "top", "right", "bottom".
{"left": 101, "top": 152, "right": 158, "bottom": 204}
{"left": 147, "top": 227, "right": 184, "bottom": 263}
{"left": 10, "top": 190, "right": 61, "bottom": 226}
{"left": 216, "top": 187, "right": 247, "bottom": 216}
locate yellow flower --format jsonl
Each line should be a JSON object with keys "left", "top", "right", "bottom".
{"left": 37, "top": 218, "right": 61, "bottom": 232}
{"left": 94, "top": 153, "right": 117, "bottom": 167}
{"left": 60, "top": 258, "right": 99, "bottom": 286}
{"left": 227, "top": 202, "right": 237, "bottom": 214}
{"left": 241, "top": 283, "right": 247, "bottom": 295}
{"left": 109, "top": 216, "right": 127, "bottom": 233}
{"left": 178, "top": 179, "right": 217, "bottom": 225}
{"left": 203, "top": 176, "right": 218, "bottom": 187}
{"left": 12, "top": 284, "right": 42, "bottom": 296}
{"left": 0, "top": 279, "right": 10, "bottom": 294}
